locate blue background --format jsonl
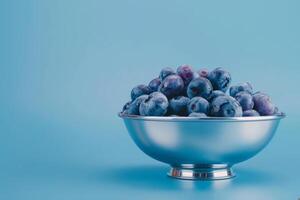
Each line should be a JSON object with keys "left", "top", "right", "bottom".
{"left": 1, "top": 0, "right": 299, "bottom": 199}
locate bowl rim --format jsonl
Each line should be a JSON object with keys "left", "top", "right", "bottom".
{"left": 118, "top": 112, "right": 286, "bottom": 122}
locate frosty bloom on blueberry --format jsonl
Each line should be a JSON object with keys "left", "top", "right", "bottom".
{"left": 188, "top": 112, "right": 207, "bottom": 117}
{"left": 198, "top": 68, "right": 209, "bottom": 78}
{"left": 177, "top": 65, "right": 195, "bottom": 87}
{"left": 208, "top": 67, "right": 231, "bottom": 92}
{"left": 243, "top": 110, "right": 260, "bottom": 117}
{"left": 188, "top": 97, "right": 210, "bottom": 115}
{"left": 235, "top": 91, "right": 254, "bottom": 111}
{"left": 139, "top": 92, "right": 169, "bottom": 116}
{"left": 207, "top": 90, "right": 226, "bottom": 102}
{"left": 209, "top": 95, "right": 243, "bottom": 117}
{"left": 159, "top": 75, "right": 184, "bottom": 98}
{"left": 159, "top": 67, "right": 176, "bottom": 81}
{"left": 148, "top": 78, "right": 161, "bottom": 92}
{"left": 253, "top": 92, "right": 275, "bottom": 116}
{"left": 187, "top": 77, "right": 213, "bottom": 99}
{"left": 169, "top": 96, "right": 190, "bottom": 116}
{"left": 230, "top": 82, "right": 253, "bottom": 97}
{"left": 131, "top": 84, "right": 151, "bottom": 100}
{"left": 121, "top": 66, "right": 281, "bottom": 117}
{"left": 126, "top": 95, "right": 149, "bottom": 115}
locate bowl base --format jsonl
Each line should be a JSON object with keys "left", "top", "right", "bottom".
{"left": 168, "top": 164, "right": 235, "bottom": 180}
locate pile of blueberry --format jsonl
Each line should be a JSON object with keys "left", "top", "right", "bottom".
{"left": 121, "top": 65, "right": 280, "bottom": 117}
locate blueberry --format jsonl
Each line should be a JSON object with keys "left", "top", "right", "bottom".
{"left": 273, "top": 106, "right": 282, "bottom": 115}
{"left": 122, "top": 101, "right": 131, "bottom": 111}
{"left": 122, "top": 109, "right": 129, "bottom": 115}
{"left": 139, "top": 92, "right": 169, "bottom": 116}
{"left": 253, "top": 91, "right": 267, "bottom": 96}
{"left": 273, "top": 106, "right": 279, "bottom": 114}
{"left": 188, "top": 112, "right": 207, "bottom": 117}
{"left": 126, "top": 95, "right": 149, "bottom": 115}
{"left": 210, "top": 95, "right": 243, "bottom": 117}
{"left": 187, "top": 77, "right": 213, "bottom": 99}
{"left": 207, "top": 90, "right": 226, "bottom": 101}
{"left": 187, "top": 97, "right": 210, "bottom": 114}
{"left": 177, "top": 65, "right": 195, "bottom": 86}
{"left": 229, "top": 82, "right": 253, "bottom": 97}
{"left": 198, "top": 68, "right": 209, "bottom": 78}
{"left": 169, "top": 96, "right": 190, "bottom": 116}
{"left": 148, "top": 78, "right": 161, "bottom": 92}
{"left": 253, "top": 93, "right": 275, "bottom": 116}
{"left": 243, "top": 110, "right": 260, "bottom": 117}
{"left": 159, "top": 75, "right": 184, "bottom": 98}
{"left": 193, "top": 71, "right": 200, "bottom": 79}
{"left": 235, "top": 91, "right": 254, "bottom": 111}
{"left": 207, "top": 67, "right": 231, "bottom": 92}
{"left": 159, "top": 67, "right": 176, "bottom": 81}
{"left": 131, "top": 84, "right": 151, "bottom": 100}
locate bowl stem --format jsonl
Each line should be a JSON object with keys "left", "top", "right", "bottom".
{"left": 168, "top": 164, "right": 235, "bottom": 180}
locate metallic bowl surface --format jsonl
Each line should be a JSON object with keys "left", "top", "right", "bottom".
{"left": 119, "top": 113, "right": 285, "bottom": 179}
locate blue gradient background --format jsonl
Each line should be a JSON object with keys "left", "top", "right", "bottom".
{"left": 0, "top": 0, "right": 299, "bottom": 199}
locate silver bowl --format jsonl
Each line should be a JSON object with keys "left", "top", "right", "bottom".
{"left": 119, "top": 113, "right": 285, "bottom": 180}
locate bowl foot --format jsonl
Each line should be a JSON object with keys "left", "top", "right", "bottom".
{"left": 168, "top": 164, "right": 235, "bottom": 180}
